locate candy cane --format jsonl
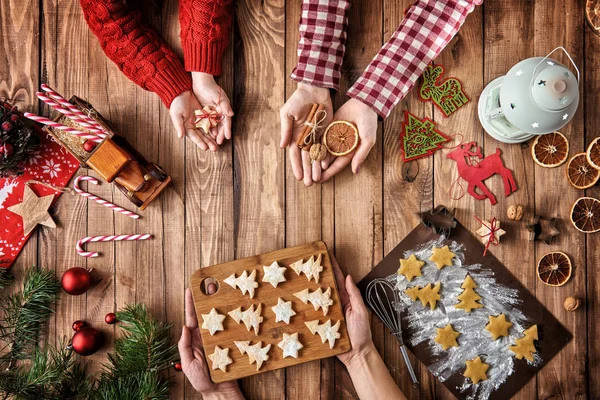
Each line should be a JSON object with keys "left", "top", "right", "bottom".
{"left": 40, "top": 84, "right": 108, "bottom": 137}
{"left": 24, "top": 113, "right": 103, "bottom": 143}
{"left": 76, "top": 234, "right": 152, "bottom": 258}
{"left": 74, "top": 176, "right": 140, "bottom": 220}
{"left": 36, "top": 93, "right": 105, "bottom": 135}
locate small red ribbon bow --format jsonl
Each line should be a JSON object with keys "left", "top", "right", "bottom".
{"left": 193, "top": 105, "right": 224, "bottom": 134}
{"left": 474, "top": 215, "right": 501, "bottom": 256}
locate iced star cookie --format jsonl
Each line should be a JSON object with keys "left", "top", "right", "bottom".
{"left": 224, "top": 269, "right": 258, "bottom": 298}
{"left": 228, "top": 304, "right": 263, "bottom": 335}
{"left": 271, "top": 297, "right": 296, "bottom": 324}
{"left": 294, "top": 287, "right": 333, "bottom": 316}
{"left": 262, "top": 261, "right": 287, "bottom": 288}
{"left": 201, "top": 308, "right": 226, "bottom": 336}
{"left": 278, "top": 332, "right": 304, "bottom": 358}
{"left": 208, "top": 346, "right": 233, "bottom": 372}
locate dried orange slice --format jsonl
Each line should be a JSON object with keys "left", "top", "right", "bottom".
{"left": 586, "top": 0, "right": 600, "bottom": 34}
{"left": 571, "top": 197, "right": 600, "bottom": 233}
{"left": 536, "top": 252, "right": 572, "bottom": 287}
{"left": 323, "top": 120, "right": 359, "bottom": 156}
{"left": 531, "top": 131, "right": 569, "bottom": 168}
{"left": 566, "top": 153, "right": 600, "bottom": 189}
{"left": 586, "top": 137, "right": 600, "bottom": 170}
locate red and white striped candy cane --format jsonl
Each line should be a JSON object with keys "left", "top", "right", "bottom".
{"left": 40, "top": 84, "right": 108, "bottom": 138}
{"left": 23, "top": 113, "right": 103, "bottom": 143}
{"left": 76, "top": 234, "right": 152, "bottom": 258}
{"left": 36, "top": 92, "right": 105, "bottom": 135}
{"left": 74, "top": 176, "right": 140, "bottom": 220}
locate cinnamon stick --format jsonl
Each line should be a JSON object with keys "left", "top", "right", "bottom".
{"left": 296, "top": 103, "right": 323, "bottom": 150}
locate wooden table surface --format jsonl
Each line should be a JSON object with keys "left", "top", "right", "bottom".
{"left": 0, "top": 0, "right": 595, "bottom": 399}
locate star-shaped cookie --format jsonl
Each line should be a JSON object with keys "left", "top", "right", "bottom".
{"left": 7, "top": 185, "right": 56, "bottom": 236}
{"left": 464, "top": 356, "right": 489, "bottom": 384}
{"left": 224, "top": 269, "right": 258, "bottom": 298}
{"left": 476, "top": 220, "right": 506, "bottom": 246}
{"left": 290, "top": 254, "right": 324, "bottom": 283}
{"left": 434, "top": 324, "right": 460, "bottom": 350}
{"left": 208, "top": 346, "right": 233, "bottom": 372}
{"left": 262, "top": 261, "right": 287, "bottom": 288}
{"left": 485, "top": 314, "right": 513, "bottom": 340}
{"left": 271, "top": 297, "right": 296, "bottom": 324}
{"left": 228, "top": 304, "right": 263, "bottom": 334}
{"left": 201, "top": 308, "right": 226, "bottom": 336}
{"left": 429, "top": 245, "right": 455, "bottom": 269}
{"left": 398, "top": 254, "right": 424, "bottom": 281}
{"left": 278, "top": 332, "right": 304, "bottom": 358}
{"left": 235, "top": 341, "right": 271, "bottom": 370}
{"left": 294, "top": 287, "right": 333, "bottom": 316}
{"left": 404, "top": 286, "right": 420, "bottom": 301}
{"left": 305, "top": 319, "right": 341, "bottom": 349}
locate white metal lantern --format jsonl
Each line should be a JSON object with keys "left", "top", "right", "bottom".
{"left": 478, "top": 47, "right": 580, "bottom": 144}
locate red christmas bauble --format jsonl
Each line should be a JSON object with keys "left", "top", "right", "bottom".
{"left": 1, "top": 121, "right": 13, "bottom": 133}
{"left": 173, "top": 362, "right": 182, "bottom": 371}
{"left": 72, "top": 320, "right": 86, "bottom": 332}
{"left": 83, "top": 140, "right": 97, "bottom": 152}
{"left": 105, "top": 313, "right": 117, "bottom": 325}
{"left": 61, "top": 267, "right": 92, "bottom": 295}
{"left": 70, "top": 327, "right": 103, "bottom": 356}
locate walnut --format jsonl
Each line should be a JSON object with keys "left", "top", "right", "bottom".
{"left": 563, "top": 296, "right": 580, "bottom": 311}
{"left": 507, "top": 205, "right": 524, "bottom": 221}
{"left": 310, "top": 144, "right": 327, "bottom": 162}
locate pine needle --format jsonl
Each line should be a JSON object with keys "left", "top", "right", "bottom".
{"left": 0, "top": 269, "right": 14, "bottom": 290}
{"left": 0, "top": 267, "right": 60, "bottom": 365}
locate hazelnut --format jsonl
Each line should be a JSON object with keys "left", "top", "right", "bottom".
{"left": 507, "top": 205, "right": 524, "bottom": 221}
{"left": 563, "top": 296, "right": 580, "bottom": 311}
{"left": 310, "top": 143, "right": 327, "bottom": 162}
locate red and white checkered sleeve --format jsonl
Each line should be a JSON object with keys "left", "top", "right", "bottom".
{"left": 290, "top": 0, "right": 350, "bottom": 91}
{"left": 347, "top": 0, "right": 482, "bottom": 119}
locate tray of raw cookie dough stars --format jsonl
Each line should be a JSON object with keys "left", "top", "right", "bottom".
{"left": 357, "top": 219, "right": 571, "bottom": 400}
{"left": 190, "top": 241, "right": 350, "bottom": 383}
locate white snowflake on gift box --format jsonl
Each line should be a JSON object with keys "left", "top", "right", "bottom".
{"left": 0, "top": 248, "right": 4, "bottom": 257}
{"left": 41, "top": 159, "right": 62, "bottom": 179}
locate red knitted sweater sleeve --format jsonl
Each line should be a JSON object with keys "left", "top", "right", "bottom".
{"left": 79, "top": 0, "right": 192, "bottom": 108}
{"left": 179, "top": 0, "right": 233, "bottom": 75}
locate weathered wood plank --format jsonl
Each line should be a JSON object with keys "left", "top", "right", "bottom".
{"left": 534, "top": 1, "right": 587, "bottom": 399}
{"left": 433, "top": 4, "right": 484, "bottom": 399}
{"left": 482, "top": 2, "right": 536, "bottom": 398}
{"left": 234, "top": 0, "right": 286, "bottom": 397}
{"left": 332, "top": 0, "right": 383, "bottom": 398}
{"left": 585, "top": 10, "right": 600, "bottom": 400}
{"left": 283, "top": 0, "right": 325, "bottom": 399}
{"left": 40, "top": 0, "right": 89, "bottom": 353}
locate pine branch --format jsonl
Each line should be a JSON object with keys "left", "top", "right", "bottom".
{"left": 95, "top": 304, "right": 177, "bottom": 399}
{"left": 0, "top": 342, "right": 93, "bottom": 400}
{"left": 0, "top": 269, "right": 14, "bottom": 291}
{"left": 0, "top": 267, "right": 60, "bottom": 365}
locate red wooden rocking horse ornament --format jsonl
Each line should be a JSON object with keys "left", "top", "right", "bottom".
{"left": 447, "top": 142, "right": 517, "bottom": 205}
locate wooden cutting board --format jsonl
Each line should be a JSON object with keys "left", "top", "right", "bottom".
{"left": 190, "top": 241, "right": 350, "bottom": 383}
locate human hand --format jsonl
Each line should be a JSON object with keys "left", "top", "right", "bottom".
{"left": 170, "top": 90, "right": 219, "bottom": 151}
{"left": 319, "top": 98, "right": 378, "bottom": 182}
{"left": 329, "top": 251, "right": 374, "bottom": 366}
{"left": 178, "top": 288, "right": 243, "bottom": 399}
{"left": 280, "top": 83, "right": 333, "bottom": 186}
{"left": 192, "top": 72, "right": 234, "bottom": 145}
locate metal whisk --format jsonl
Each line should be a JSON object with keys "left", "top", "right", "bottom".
{"left": 366, "top": 278, "right": 419, "bottom": 387}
